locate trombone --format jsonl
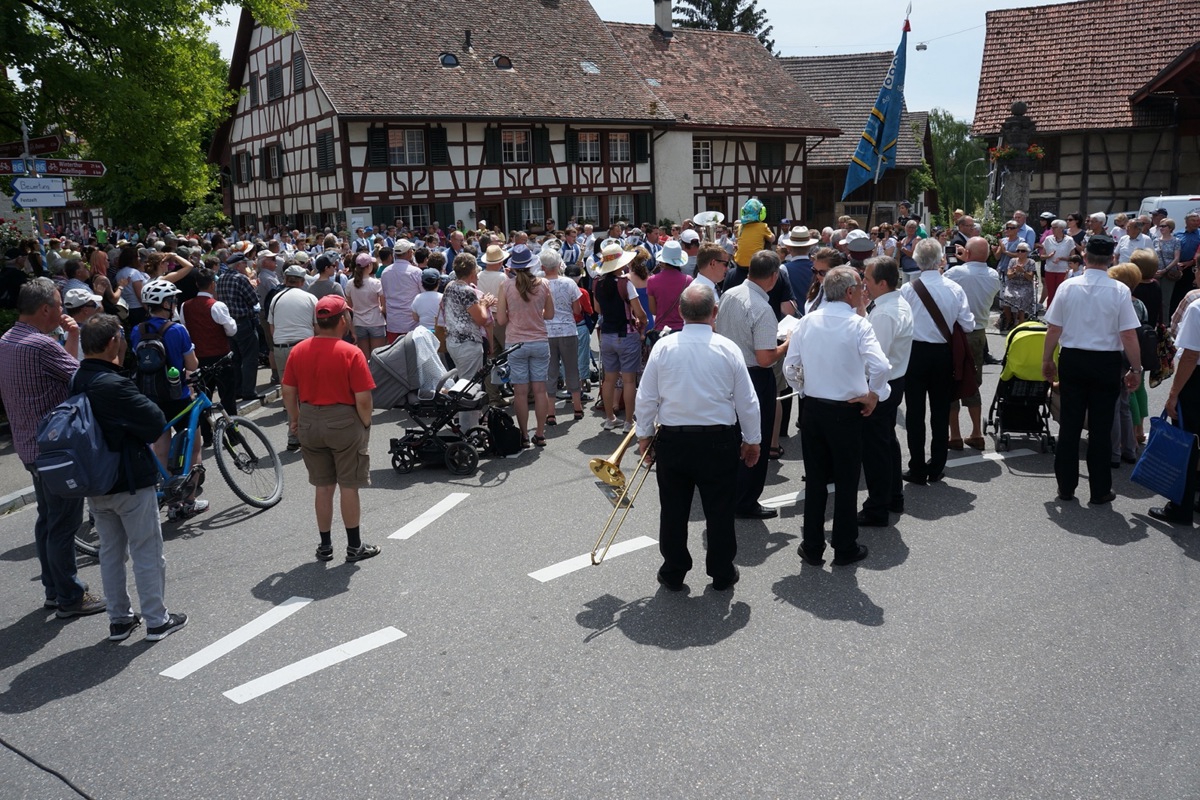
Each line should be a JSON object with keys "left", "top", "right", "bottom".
{"left": 589, "top": 426, "right": 658, "bottom": 565}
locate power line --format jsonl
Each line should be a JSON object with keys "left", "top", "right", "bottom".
{"left": 777, "top": 23, "right": 983, "bottom": 53}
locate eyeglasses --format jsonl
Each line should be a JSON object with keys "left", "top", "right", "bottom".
{"left": 814, "top": 269, "right": 829, "bottom": 276}
{"left": 1005, "top": 225, "right": 1017, "bottom": 229}
{"left": 715, "top": 259, "right": 730, "bottom": 265}
{"left": 1159, "top": 224, "right": 1171, "bottom": 229}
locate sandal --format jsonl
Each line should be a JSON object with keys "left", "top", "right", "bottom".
{"left": 948, "top": 438, "right": 965, "bottom": 450}
{"left": 573, "top": 409, "right": 585, "bottom": 420}
{"left": 768, "top": 446, "right": 784, "bottom": 460}
{"left": 532, "top": 435, "right": 547, "bottom": 447}
{"left": 546, "top": 415, "right": 557, "bottom": 426}
{"left": 520, "top": 437, "right": 531, "bottom": 449}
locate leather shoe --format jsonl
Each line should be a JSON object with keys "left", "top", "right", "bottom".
{"left": 797, "top": 545, "right": 826, "bottom": 566}
{"left": 889, "top": 498, "right": 905, "bottom": 513}
{"left": 927, "top": 473, "right": 945, "bottom": 484}
{"left": 856, "top": 511, "right": 889, "bottom": 527}
{"left": 1088, "top": 491, "right": 1117, "bottom": 505}
{"left": 736, "top": 505, "right": 778, "bottom": 519}
{"left": 656, "top": 572, "right": 685, "bottom": 591}
{"left": 948, "top": 438, "right": 964, "bottom": 451}
{"left": 901, "top": 471, "right": 927, "bottom": 485}
{"left": 832, "top": 545, "right": 869, "bottom": 566}
{"left": 1057, "top": 489, "right": 1075, "bottom": 502}
{"left": 965, "top": 436, "right": 986, "bottom": 450}
{"left": 711, "top": 566, "right": 740, "bottom": 591}
{"left": 1148, "top": 505, "right": 1193, "bottom": 525}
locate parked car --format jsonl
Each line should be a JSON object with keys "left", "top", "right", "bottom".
{"left": 1139, "top": 195, "right": 1200, "bottom": 222}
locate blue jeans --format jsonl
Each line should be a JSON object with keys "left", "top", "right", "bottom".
{"left": 576, "top": 323, "right": 591, "bottom": 384}
{"left": 507, "top": 339, "right": 550, "bottom": 385}
{"left": 26, "top": 465, "right": 87, "bottom": 606}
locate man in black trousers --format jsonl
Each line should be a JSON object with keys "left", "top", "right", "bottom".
{"left": 636, "top": 284, "right": 761, "bottom": 591}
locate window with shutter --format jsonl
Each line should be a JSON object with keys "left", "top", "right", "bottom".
{"left": 484, "top": 128, "right": 502, "bottom": 165}
{"left": 259, "top": 148, "right": 269, "bottom": 181}
{"left": 532, "top": 128, "right": 550, "bottom": 164}
{"left": 267, "top": 65, "right": 283, "bottom": 101}
{"left": 367, "top": 128, "right": 388, "bottom": 167}
{"left": 608, "top": 133, "right": 630, "bottom": 164}
{"left": 565, "top": 130, "right": 578, "bottom": 163}
{"left": 247, "top": 73, "right": 259, "bottom": 107}
{"left": 633, "top": 132, "right": 650, "bottom": 163}
{"left": 241, "top": 152, "right": 253, "bottom": 183}
{"left": 316, "top": 132, "right": 334, "bottom": 173}
{"left": 757, "top": 142, "right": 785, "bottom": 168}
{"left": 577, "top": 132, "right": 600, "bottom": 163}
{"left": 293, "top": 52, "right": 306, "bottom": 92}
{"left": 429, "top": 127, "right": 449, "bottom": 166}
{"left": 635, "top": 193, "right": 655, "bottom": 226}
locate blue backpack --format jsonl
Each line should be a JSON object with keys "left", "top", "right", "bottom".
{"left": 35, "top": 375, "right": 121, "bottom": 498}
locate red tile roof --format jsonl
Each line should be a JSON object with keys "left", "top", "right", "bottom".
{"left": 779, "top": 53, "right": 925, "bottom": 168}
{"left": 605, "top": 23, "right": 839, "bottom": 135}
{"left": 973, "top": 0, "right": 1200, "bottom": 135}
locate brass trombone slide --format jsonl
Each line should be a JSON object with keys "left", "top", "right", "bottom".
{"left": 589, "top": 427, "right": 657, "bottom": 565}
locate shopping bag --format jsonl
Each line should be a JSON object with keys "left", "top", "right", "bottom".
{"left": 1131, "top": 409, "right": 1196, "bottom": 505}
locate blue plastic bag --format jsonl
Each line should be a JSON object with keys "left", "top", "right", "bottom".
{"left": 1131, "top": 409, "right": 1196, "bottom": 505}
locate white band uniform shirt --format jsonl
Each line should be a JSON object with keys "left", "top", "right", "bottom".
{"left": 692, "top": 273, "right": 720, "bottom": 305}
{"left": 899, "top": 271, "right": 975, "bottom": 342}
{"left": 1176, "top": 300, "right": 1200, "bottom": 351}
{"left": 943, "top": 261, "right": 1001, "bottom": 330}
{"left": 867, "top": 291, "right": 914, "bottom": 381}
{"left": 634, "top": 324, "right": 761, "bottom": 442}
{"left": 783, "top": 304, "right": 893, "bottom": 402}
{"left": 1043, "top": 270, "right": 1139, "bottom": 349}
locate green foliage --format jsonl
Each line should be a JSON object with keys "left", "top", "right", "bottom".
{"left": 1, "top": 0, "right": 301, "bottom": 223}
{"left": 673, "top": 0, "right": 776, "bottom": 54}
{"left": 926, "top": 108, "right": 989, "bottom": 228}
{"left": 908, "top": 158, "right": 936, "bottom": 196}
{"left": 179, "top": 201, "right": 230, "bottom": 233}
{"left": 657, "top": 218, "right": 677, "bottom": 230}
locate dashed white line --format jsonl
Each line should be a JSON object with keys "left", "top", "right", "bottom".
{"left": 529, "top": 535, "right": 658, "bottom": 583}
{"left": 223, "top": 627, "right": 407, "bottom": 704}
{"left": 161, "top": 596, "right": 312, "bottom": 680}
{"left": 390, "top": 492, "right": 470, "bottom": 539}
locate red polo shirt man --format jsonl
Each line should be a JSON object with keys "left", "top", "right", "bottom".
{"left": 281, "top": 295, "right": 380, "bottom": 563}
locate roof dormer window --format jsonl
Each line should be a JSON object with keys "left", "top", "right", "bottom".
{"left": 493, "top": 55, "right": 513, "bottom": 70}
{"left": 440, "top": 53, "right": 459, "bottom": 68}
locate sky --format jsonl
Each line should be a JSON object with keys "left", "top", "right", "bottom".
{"left": 206, "top": 0, "right": 1080, "bottom": 123}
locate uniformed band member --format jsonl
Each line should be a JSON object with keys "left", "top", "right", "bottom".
{"left": 1153, "top": 299, "right": 1200, "bottom": 524}
{"left": 1042, "top": 235, "right": 1141, "bottom": 504}
{"left": 784, "top": 266, "right": 892, "bottom": 566}
{"left": 859, "top": 256, "right": 914, "bottom": 526}
{"left": 636, "top": 284, "right": 761, "bottom": 592}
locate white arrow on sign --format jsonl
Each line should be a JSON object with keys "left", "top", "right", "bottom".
{"left": 12, "top": 177, "right": 64, "bottom": 193}
{"left": 12, "top": 191, "right": 67, "bottom": 209}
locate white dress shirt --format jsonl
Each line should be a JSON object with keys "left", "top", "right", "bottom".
{"left": 900, "top": 270, "right": 975, "bottom": 342}
{"left": 784, "top": 302, "right": 892, "bottom": 402}
{"left": 867, "top": 290, "right": 914, "bottom": 381}
{"left": 196, "top": 291, "right": 237, "bottom": 337}
{"left": 692, "top": 272, "right": 720, "bottom": 305}
{"left": 1044, "top": 268, "right": 1140, "bottom": 350}
{"left": 635, "top": 324, "right": 761, "bottom": 443}
{"left": 1175, "top": 299, "right": 1200, "bottom": 352}
{"left": 943, "top": 261, "right": 1000, "bottom": 330}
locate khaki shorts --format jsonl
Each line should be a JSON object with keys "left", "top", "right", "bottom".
{"left": 961, "top": 328, "right": 987, "bottom": 408}
{"left": 297, "top": 403, "right": 371, "bottom": 488}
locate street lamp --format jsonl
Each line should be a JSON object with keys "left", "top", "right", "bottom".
{"left": 963, "top": 156, "right": 987, "bottom": 212}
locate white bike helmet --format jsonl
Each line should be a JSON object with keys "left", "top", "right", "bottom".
{"left": 141, "top": 278, "right": 182, "bottom": 307}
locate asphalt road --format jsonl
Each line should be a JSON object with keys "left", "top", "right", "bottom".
{"left": 1, "top": 330, "right": 1198, "bottom": 799}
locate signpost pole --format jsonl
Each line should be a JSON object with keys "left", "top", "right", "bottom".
{"left": 18, "top": 122, "right": 45, "bottom": 236}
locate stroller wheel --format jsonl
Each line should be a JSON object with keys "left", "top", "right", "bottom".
{"left": 464, "top": 426, "right": 492, "bottom": 455}
{"left": 391, "top": 446, "right": 418, "bottom": 474}
{"left": 445, "top": 441, "right": 479, "bottom": 475}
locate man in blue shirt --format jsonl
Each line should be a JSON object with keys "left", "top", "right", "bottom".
{"left": 1171, "top": 212, "right": 1200, "bottom": 312}
{"left": 779, "top": 226, "right": 817, "bottom": 311}
{"left": 1014, "top": 210, "right": 1037, "bottom": 249}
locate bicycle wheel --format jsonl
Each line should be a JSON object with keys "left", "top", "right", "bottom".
{"left": 212, "top": 415, "right": 284, "bottom": 509}
{"left": 74, "top": 518, "right": 99, "bottom": 557}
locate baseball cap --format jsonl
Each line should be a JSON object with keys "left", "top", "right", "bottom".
{"left": 679, "top": 229, "right": 701, "bottom": 245}
{"left": 845, "top": 229, "right": 874, "bottom": 253}
{"left": 421, "top": 268, "right": 441, "bottom": 288}
{"left": 64, "top": 287, "right": 103, "bottom": 310}
{"left": 315, "top": 295, "right": 349, "bottom": 319}
{"left": 284, "top": 264, "right": 308, "bottom": 278}
{"left": 1154, "top": 207, "right": 1169, "bottom": 215}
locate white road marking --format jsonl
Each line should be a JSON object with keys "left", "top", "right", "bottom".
{"left": 529, "top": 535, "right": 658, "bottom": 583}
{"left": 223, "top": 627, "right": 407, "bottom": 704}
{"left": 390, "top": 492, "right": 470, "bottom": 539}
{"left": 760, "top": 449, "right": 1039, "bottom": 508}
{"left": 160, "top": 596, "right": 312, "bottom": 680}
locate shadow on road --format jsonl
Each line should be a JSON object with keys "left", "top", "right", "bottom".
{"left": 0, "top": 608, "right": 68, "bottom": 674}
{"left": 772, "top": 563, "right": 885, "bottom": 626}
{"left": 0, "top": 637, "right": 149, "bottom": 714}
{"left": 0, "top": 540, "right": 36, "bottom": 562}
{"left": 576, "top": 589, "right": 750, "bottom": 649}
{"left": 250, "top": 560, "right": 362, "bottom": 603}
{"left": 1043, "top": 500, "right": 1149, "bottom": 545}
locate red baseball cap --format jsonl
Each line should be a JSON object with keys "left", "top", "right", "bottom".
{"left": 315, "top": 295, "right": 349, "bottom": 319}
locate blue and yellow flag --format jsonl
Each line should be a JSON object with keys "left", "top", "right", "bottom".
{"left": 841, "top": 18, "right": 910, "bottom": 200}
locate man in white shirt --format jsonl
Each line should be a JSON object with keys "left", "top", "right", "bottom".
{"left": 379, "top": 239, "right": 422, "bottom": 343}
{"left": 691, "top": 243, "right": 729, "bottom": 304}
{"left": 635, "top": 283, "right": 760, "bottom": 592}
{"left": 268, "top": 265, "right": 319, "bottom": 450}
{"left": 900, "top": 238, "right": 975, "bottom": 485}
{"left": 859, "top": 256, "right": 913, "bottom": 527}
{"left": 784, "top": 266, "right": 891, "bottom": 566}
{"left": 678, "top": 229, "right": 702, "bottom": 276}
{"left": 1042, "top": 235, "right": 1142, "bottom": 505}
{"left": 944, "top": 237, "right": 1001, "bottom": 450}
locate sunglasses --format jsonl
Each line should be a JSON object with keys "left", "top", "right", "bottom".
{"left": 814, "top": 269, "right": 829, "bottom": 276}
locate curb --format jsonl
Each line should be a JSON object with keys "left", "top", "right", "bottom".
{"left": 0, "top": 386, "right": 283, "bottom": 518}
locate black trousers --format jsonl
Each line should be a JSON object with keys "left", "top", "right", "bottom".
{"left": 801, "top": 399, "right": 864, "bottom": 555}
{"left": 1055, "top": 348, "right": 1122, "bottom": 498}
{"left": 231, "top": 317, "right": 260, "bottom": 399}
{"left": 862, "top": 376, "right": 905, "bottom": 517}
{"left": 198, "top": 352, "right": 237, "bottom": 414}
{"left": 1166, "top": 376, "right": 1200, "bottom": 522}
{"left": 655, "top": 426, "right": 740, "bottom": 583}
{"left": 905, "top": 341, "right": 953, "bottom": 479}
{"left": 736, "top": 366, "right": 776, "bottom": 511}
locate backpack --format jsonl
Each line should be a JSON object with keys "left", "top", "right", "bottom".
{"left": 1136, "top": 323, "right": 1159, "bottom": 374}
{"left": 486, "top": 408, "right": 523, "bottom": 456}
{"left": 35, "top": 375, "right": 121, "bottom": 498}
{"left": 135, "top": 320, "right": 182, "bottom": 401}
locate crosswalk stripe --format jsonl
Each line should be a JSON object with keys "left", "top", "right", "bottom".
{"left": 160, "top": 596, "right": 312, "bottom": 680}
{"left": 223, "top": 627, "right": 407, "bottom": 704}
{"left": 529, "top": 535, "right": 658, "bottom": 583}
{"left": 390, "top": 492, "right": 470, "bottom": 539}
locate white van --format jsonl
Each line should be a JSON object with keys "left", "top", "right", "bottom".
{"left": 1139, "top": 195, "right": 1200, "bottom": 222}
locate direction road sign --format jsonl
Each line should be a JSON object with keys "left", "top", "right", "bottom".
{"left": 36, "top": 158, "right": 106, "bottom": 178}
{"left": 12, "top": 192, "right": 67, "bottom": 209}
{"left": 13, "top": 177, "right": 64, "bottom": 193}
{"left": 0, "top": 159, "right": 28, "bottom": 176}
{"left": 0, "top": 135, "right": 62, "bottom": 159}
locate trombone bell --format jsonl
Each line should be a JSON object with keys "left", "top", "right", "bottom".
{"left": 590, "top": 428, "right": 657, "bottom": 565}
{"left": 589, "top": 428, "right": 638, "bottom": 488}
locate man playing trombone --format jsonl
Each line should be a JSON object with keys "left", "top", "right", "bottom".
{"left": 635, "top": 283, "right": 761, "bottom": 592}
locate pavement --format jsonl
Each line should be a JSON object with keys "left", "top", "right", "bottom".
{"left": 0, "top": 329, "right": 1198, "bottom": 799}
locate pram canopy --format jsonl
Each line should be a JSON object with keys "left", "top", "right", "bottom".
{"left": 1001, "top": 321, "right": 1058, "bottom": 382}
{"left": 369, "top": 327, "right": 448, "bottom": 408}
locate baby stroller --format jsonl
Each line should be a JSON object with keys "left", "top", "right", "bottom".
{"left": 369, "top": 327, "right": 519, "bottom": 475}
{"left": 985, "top": 320, "right": 1057, "bottom": 453}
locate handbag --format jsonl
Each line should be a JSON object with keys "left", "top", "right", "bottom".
{"left": 911, "top": 279, "right": 979, "bottom": 401}
{"left": 1149, "top": 326, "right": 1176, "bottom": 388}
{"left": 433, "top": 292, "right": 448, "bottom": 354}
{"left": 1131, "top": 408, "right": 1197, "bottom": 505}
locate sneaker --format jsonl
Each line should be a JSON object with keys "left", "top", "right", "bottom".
{"left": 146, "top": 613, "right": 188, "bottom": 642}
{"left": 315, "top": 544, "right": 334, "bottom": 562}
{"left": 601, "top": 417, "right": 620, "bottom": 431}
{"left": 43, "top": 598, "right": 58, "bottom": 610}
{"left": 287, "top": 440, "right": 301, "bottom": 452}
{"left": 56, "top": 591, "right": 106, "bottom": 619}
{"left": 168, "top": 499, "right": 210, "bottom": 522}
{"left": 622, "top": 420, "right": 634, "bottom": 434}
{"left": 108, "top": 614, "right": 142, "bottom": 642}
{"left": 345, "top": 543, "right": 381, "bottom": 563}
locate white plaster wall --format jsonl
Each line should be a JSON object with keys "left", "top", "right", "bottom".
{"left": 653, "top": 130, "right": 694, "bottom": 224}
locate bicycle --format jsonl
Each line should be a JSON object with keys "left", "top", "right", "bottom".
{"left": 73, "top": 353, "right": 283, "bottom": 554}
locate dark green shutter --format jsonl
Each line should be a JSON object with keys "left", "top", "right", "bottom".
{"left": 633, "top": 132, "right": 649, "bottom": 163}
{"left": 557, "top": 196, "right": 573, "bottom": 226}
{"left": 259, "top": 148, "right": 268, "bottom": 180}
{"left": 484, "top": 128, "right": 502, "bottom": 165}
{"left": 429, "top": 127, "right": 449, "bottom": 166}
{"left": 293, "top": 52, "right": 306, "bottom": 92}
{"left": 506, "top": 198, "right": 521, "bottom": 230}
{"left": 433, "top": 203, "right": 455, "bottom": 227}
{"left": 367, "top": 128, "right": 388, "bottom": 167}
{"left": 275, "top": 145, "right": 285, "bottom": 177}
{"left": 635, "top": 193, "right": 655, "bottom": 226}
{"left": 564, "top": 129, "right": 578, "bottom": 163}
{"left": 532, "top": 128, "right": 550, "bottom": 164}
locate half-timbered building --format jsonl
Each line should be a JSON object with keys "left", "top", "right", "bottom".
{"left": 972, "top": 0, "right": 1200, "bottom": 218}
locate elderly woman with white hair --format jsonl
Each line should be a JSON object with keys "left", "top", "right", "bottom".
{"left": 540, "top": 247, "right": 585, "bottom": 422}
{"left": 1040, "top": 218, "right": 1075, "bottom": 308}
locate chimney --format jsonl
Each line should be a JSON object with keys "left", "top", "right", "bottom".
{"left": 464, "top": 29, "right": 472, "bottom": 52}
{"left": 653, "top": 0, "right": 673, "bottom": 39}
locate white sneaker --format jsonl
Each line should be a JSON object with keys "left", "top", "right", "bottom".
{"left": 601, "top": 418, "right": 620, "bottom": 431}
{"left": 622, "top": 421, "right": 634, "bottom": 434}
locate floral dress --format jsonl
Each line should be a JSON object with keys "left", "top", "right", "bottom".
{"left": 1000, "top": 257, "right": 1036, "bottom": 316}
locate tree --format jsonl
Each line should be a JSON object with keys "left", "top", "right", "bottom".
{"left": 1, "top": 0, "right": 299, "bottom": 223}
{"left": 926, "top": 108, "right": 989, "bottom": 227}
{"left": 673, "top": 0, "right": 776, "bottom": 54}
